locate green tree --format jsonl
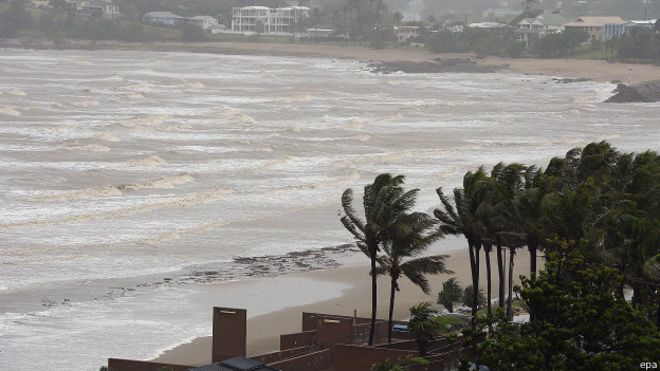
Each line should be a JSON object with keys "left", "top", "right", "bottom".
{"left": 468, "top": 246, "right": 660, "bottom": 371}
{"left": 181, "top": 23, "right": 206, "bottom": 42}
{"left": 378, "top": 210, "right": 450, "bottom": 342}
{"left": 341, "top": 174, "right": 416, "bottom": 345}
{"left": 438, "top": 278, "right": 463, "bottom": 313}
{"left": 461, "top": 285, "right": 486, "bottom": 309}
{"left": 0, "top": 0, "right": 32, "bottom": 38}
{"left": 408, "top": 302, "right": 443, "bottom": 356}
{"left": 521, "top": 0, "right": 537, "bottom": 12}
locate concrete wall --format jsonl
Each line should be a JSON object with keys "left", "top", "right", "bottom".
{"left": 280, "top": 330, "right": 317, "bottom": 350}
{"left": 212, "top": 307, "right": 246, "bottom": 362}
{"left": 252, "top": 346, "right": 311, "bottom": 364}
{"left": 269, "top": 349, "right": 334, "bottom": 371}
{"left": 107, "top": 358, "right": 192, "bottom": 371}
{"left": 333, "top": 344, "right": 418, "bottom": 371}
{"left": 316, "top": 316, "right": 353, "bottom": 347}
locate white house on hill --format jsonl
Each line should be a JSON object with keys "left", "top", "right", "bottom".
{"left": 142, "top": 11, "right": 187, "bottom": 27}
{"left": 189, "top": 16, "right": 219, "bottom": 31}
{"left": 517, "top": 13, "right": 569, "bottom": 47}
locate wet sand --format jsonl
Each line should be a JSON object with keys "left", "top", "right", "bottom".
{"left": 153, "top": 247, "right": 534, "bottom": 366}
{"left": 3, "top": 39, "right": 660, "bottom": 83}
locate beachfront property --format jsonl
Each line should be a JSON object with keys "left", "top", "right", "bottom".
{"left": 77, "top": 0, "right": 121, "bottom": 19}
{"left": 231, "top": 6, "right": 311, "bottom": 35}
{"left": 517, "top": 13, "right": 569, "bottom": 47}
{"left": 564, "top": 16, "right": 626, "bottom": 42}
{"left": 189, "top": 15, "right": 220, "bottom": 31}
{"left": 393, "top": 25, "right": 420, "bottom": 44}
{"left": 604, "top": 19, "right": 659, "bottom": 40}
{"left": 55, "top": 0, "right": 121, "bottom": 18}
{"left": 106, "top": 307, "right": 468, "bottom": 371}
{"left": 142, "top": 11, "right": 188, "bottom": 28}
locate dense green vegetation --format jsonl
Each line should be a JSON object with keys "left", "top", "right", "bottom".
{"left": 427, "top": 28, "right": 524, "bottom": 58}
{"left": 0, "top": 0, "right": 181, "bottom": 41}
{"left": 461, "top": 247, "right": 660, "bottom": 370}
{"left": 342, "top": 141, "right": 659, "bottom": 367}
{"left": 616, "top": 26, "right": 660, "bottom": 64}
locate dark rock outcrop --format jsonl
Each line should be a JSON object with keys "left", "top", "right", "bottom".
{"left": 606, "top": 80, "right": 660, "bottom": 103}
{"left": 367, "top": 58, "right": 505, "bottom": 74}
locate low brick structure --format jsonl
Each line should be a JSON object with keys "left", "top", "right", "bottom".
{"left": 106, "top": 307, "right": 466, "bottom": 371}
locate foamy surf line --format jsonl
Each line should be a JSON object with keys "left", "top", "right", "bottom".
{"left": 29, "top": 174, "right": 195, "bottom": 202}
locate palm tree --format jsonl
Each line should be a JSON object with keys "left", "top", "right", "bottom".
{"left": 489, "top": 163, "right": 539, "bottom": 317}
{"left": 377, "top": 211, "right": 450, "bottom": 342}
{"left": 435, "top": 169, "right": 489, "bottom": 361}
{"left": 340, "top": 174, "right": 416, "bottom": 345}
{"left": 435, "top": 169, "right": 489, "bottom": 322}
{"left": 438, "top": 277, "right": 462, "bottom": 313}
{"left": 408, "top": 302, "right": 442, "bottom": 356}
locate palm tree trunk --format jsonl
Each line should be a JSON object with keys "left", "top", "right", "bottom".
{"left": 467, "top": 238, "right": 477, "bottom": 363}
{"left": 474, "top": 243, "right": 481, "bottom": 315}
{"left": 529, "top": 240, "right": 537, "bottom": 279}
{"left": 496, "top": 235, "right": 505, "bottom": 308}
{"left": 387, "top": 276, "right": 396, "bottom": 343}
{"left": 507, "top": 247, "right": 516, "bottom": 320}
{"left": 467, "top": 240, "right": 478, "bottom": 319}
{"left": 368, "top": 244, "right": 377, "bottom": 345}
{"left": 485, "top": 247, "right": 492, "bottom": 316}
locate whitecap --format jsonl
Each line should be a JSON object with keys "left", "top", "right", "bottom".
{"left": 71, "top": 100, "right": 100, "bottom": 108}
{"left": 127, "top": 155, "right": 167, "bottom": 167}
{"left": 0, "top": 106, "right": 21, "bottom": 116}
{"left": 94, "top": 132, "right": 121, "bottom": 142}
{"left": 4, "top": 89, "right": 27, "bottom": 96}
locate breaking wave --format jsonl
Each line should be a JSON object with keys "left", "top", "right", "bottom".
{"left": 30, "top": 174, "right": 196, "bottom": 202}
{"left": 221, "top": 107, "right": 256, "bottom": 124}
{"left": 123, "top": 114, "right": 170, "bottom": 127}
{"left": 65, "top": 143, "right": 111, "bottom": 152}
{"left": 128, "top": 155, "right": 167, "bottom": 167}
{"left": 120, "top": 174, "right": 195, "bottom": 191}
{"left": 0, "top": 106, "right": 21, "bottom": 116}
{"left": 3, "top": 89, "right": 27, "bottom": 96}
{"left": 185, "top": 81, "right": 205, "bottom": 89}
{"left": 4, "top": 187, "right": 231, "bottom": 230}
{"left": 93, "top": 132, "right": 121, "bottom": 142}
{"left": 71, "top": 100, "right": 100, "bottom": 108}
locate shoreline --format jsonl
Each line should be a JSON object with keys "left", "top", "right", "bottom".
{"left": 3, "top": 38, "right": 660, "bottom": 84}
{"left": 153, "top": 247, "right": 535, "bottom": 366}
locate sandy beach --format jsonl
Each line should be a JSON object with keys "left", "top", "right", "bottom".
{"left": 153, "top": 247, "right": 534, "bottom": 366}
{"left": 3, "top": 38, "right": 660, "bottom": 84}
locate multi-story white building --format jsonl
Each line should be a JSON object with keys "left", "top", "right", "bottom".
{"left": 231, "top": 6, "right": 310, "bottom": 35}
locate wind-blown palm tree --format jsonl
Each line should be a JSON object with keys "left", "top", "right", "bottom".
{"left": 377, "top": 211, "right": 450, "bottom": 342}
{"left": 340, "top": 174, "right": 416, "bottom": 345}
{"left": 408, "top": 302, "right": 442, "bottom": 356}
{"left": 435, "top": 169, "right": 489, "bottom": 322}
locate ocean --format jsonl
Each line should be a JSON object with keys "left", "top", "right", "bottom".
{"left": 0, "top": 48, "right": 658, "bottom": 370}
